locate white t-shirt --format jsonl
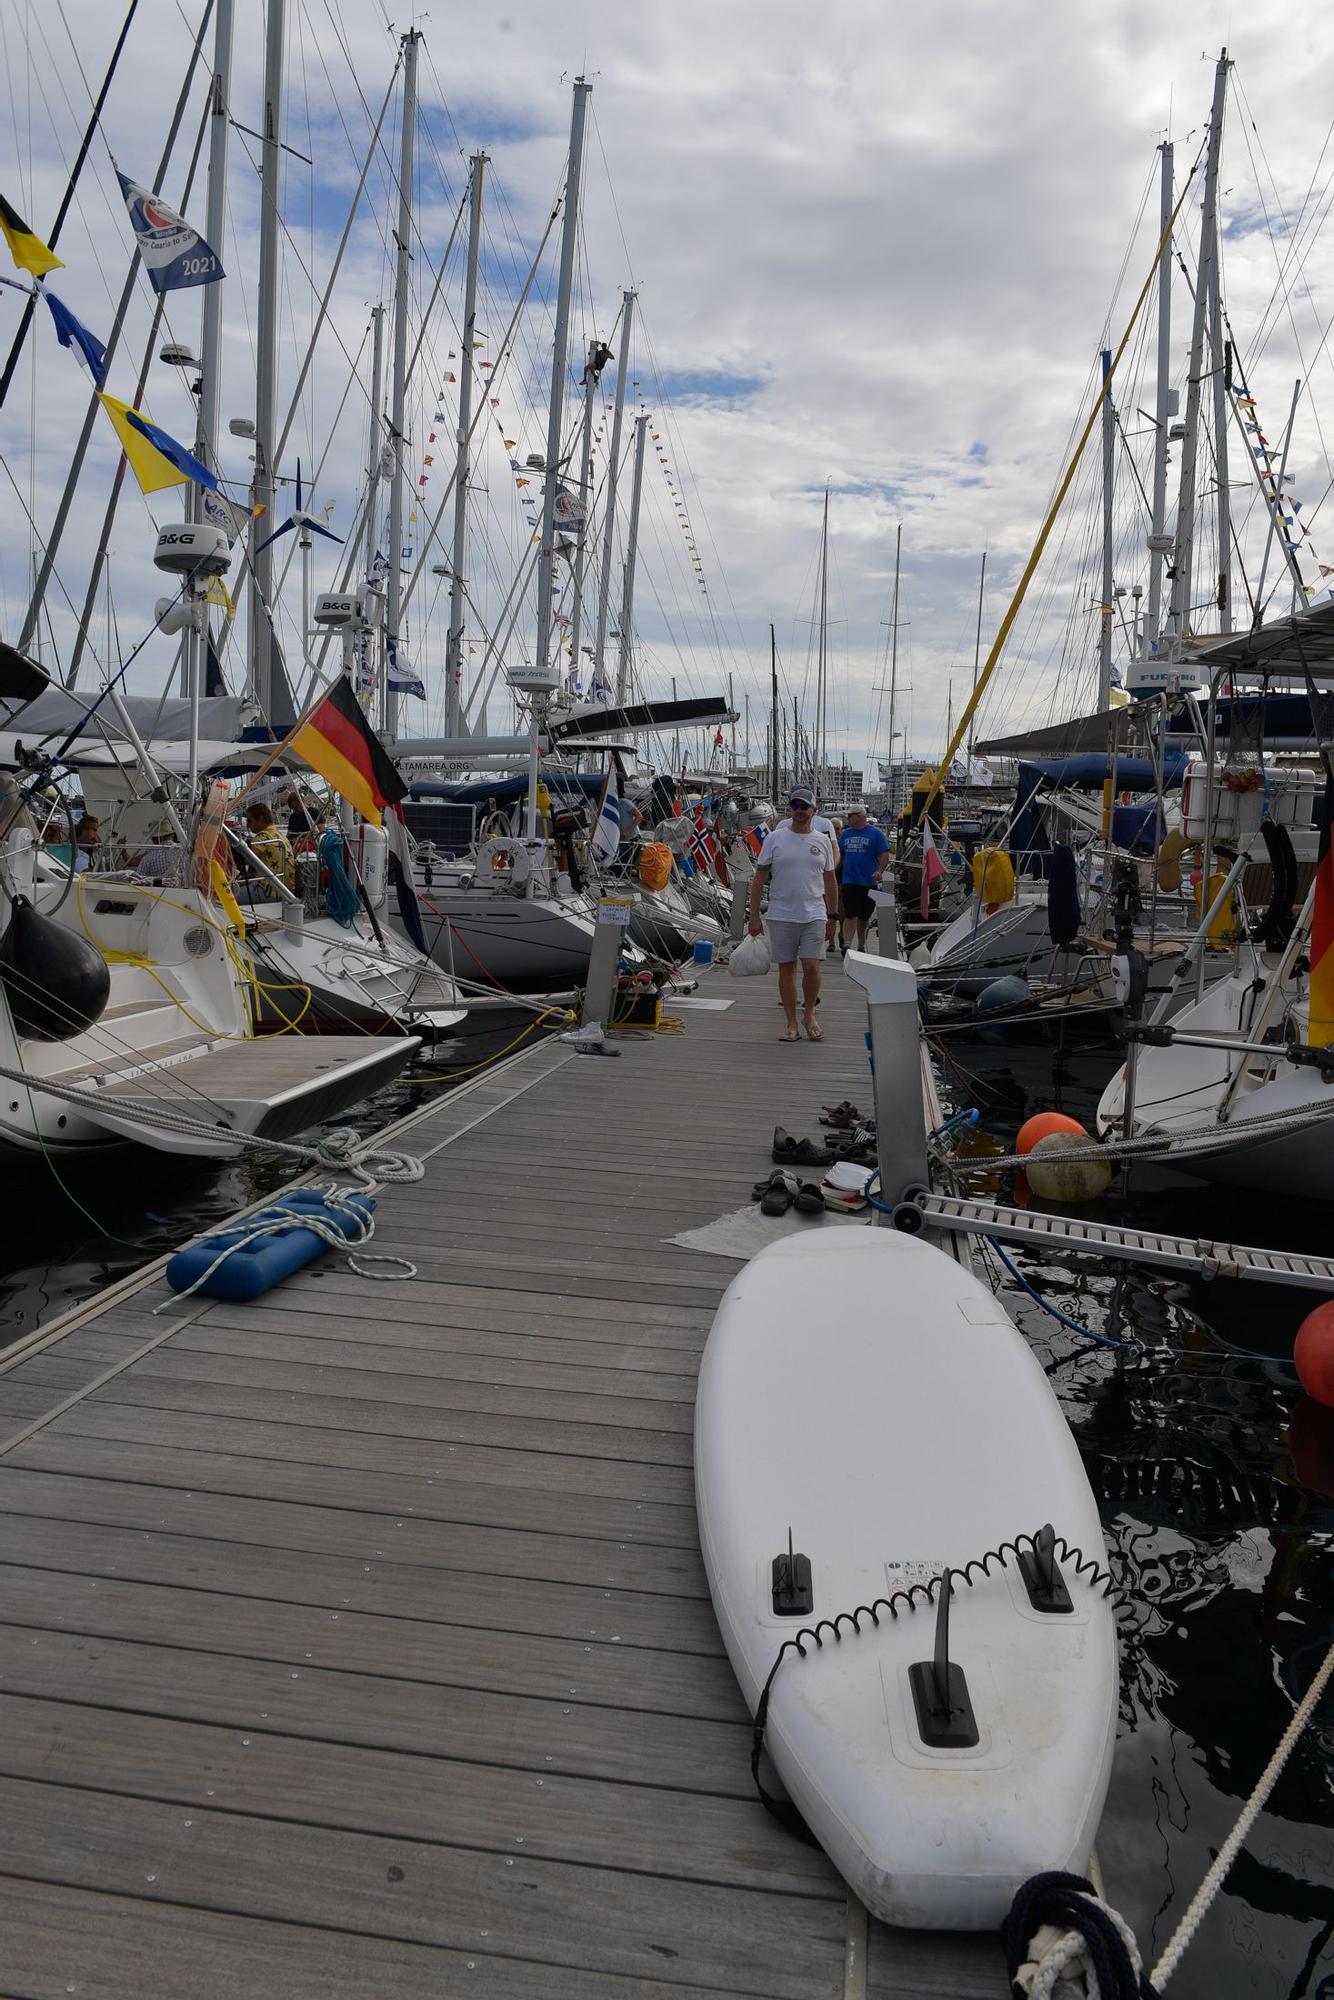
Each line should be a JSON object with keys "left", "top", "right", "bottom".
{"left": 761, "top": 825, "right": 837, "bottom": 921}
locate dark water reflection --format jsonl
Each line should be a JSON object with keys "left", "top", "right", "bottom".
{"left": 937, "top": 1031, "right": 1334, "bottom": 1997}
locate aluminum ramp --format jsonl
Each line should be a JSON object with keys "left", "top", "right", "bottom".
{"left": 910, "top": 1190, "right": 1334, "bottom": 1292}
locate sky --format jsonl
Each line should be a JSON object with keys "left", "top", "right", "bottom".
{"left": 5, "top": 0, "right": 1334, "bottom": 780}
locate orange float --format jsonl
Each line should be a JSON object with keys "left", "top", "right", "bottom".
{"left": 1295, "top": 1301, "right": 1334, "bottom": 1410}
{"left": 1015, "top": 1111, "right": 1087, "bottom": 1157}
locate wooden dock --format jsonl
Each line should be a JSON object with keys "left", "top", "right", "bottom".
{"left": 0, "top": 962, "right": 1009, "bottom": 1999}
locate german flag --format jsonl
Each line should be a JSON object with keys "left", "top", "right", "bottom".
{"left": 0, "top": 193, "right": 62, "bottom": 278}
{"left": 292, "top": 677, "right": 407, "bottom": 827}
{"left": 1311, "top": 775, "right": 1334, "bottom": 1049}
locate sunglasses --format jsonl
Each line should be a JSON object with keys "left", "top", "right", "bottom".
{"left": 788, "top": 801, "right": 814, "bottom": 811}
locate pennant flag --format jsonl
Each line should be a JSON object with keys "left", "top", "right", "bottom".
{"left": 1311, "top": 777, "right": 1334, "bottom": 1048}
{"left": 42, "top": 288, "right": 106, "bottom": 380}
{"left": 0, "top": 193, "right": 61, "bottom": 276}
{"left": 124, "top": 406, "right": 219, "bottom": 490}
{"left": 504, "top": 437, "right": 516, "bottom": 449}
{"left": 591, "top": 757, "right": 620, "bottom": 863}
{"left": 292, "top": 675, "right": 408, "bottom": 826}
{"left": 385, "top": 803, "right": 426, "bottom": 952}
{"left": 116, "top": 170, "right": 223, "bottom": 292}
{"left": 920, "top": 821, "right": 945, "bottom": 919}
{"left": 200, "top": 487, "right": 249, "bottom": 544}
{"left": 97, "top": 392, "right": 215, "bottom": 494}
{"left": 204, "top": 629, "right": 226, "bottom": 696}
{"left": 386, "top": 634, "right": 425, "bottom": 699}
{"left": 204, "top": 575, "right": 235, "bottom": 614}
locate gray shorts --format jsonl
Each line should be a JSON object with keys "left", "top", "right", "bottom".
{"left": 768, "top": 917, "right": 826, "bottom": 963}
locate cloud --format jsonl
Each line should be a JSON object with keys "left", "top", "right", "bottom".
{"left": 4, "top": 2, "right": 1334, "bottom": 778}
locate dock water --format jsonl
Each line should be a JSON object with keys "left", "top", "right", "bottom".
{"left": 0, "top": 965, "right": 1008, "bottom": 1999}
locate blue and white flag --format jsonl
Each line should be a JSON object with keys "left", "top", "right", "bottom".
{"left": 386, "top": 635, "right": 425, "bottom": 699}
{"left": 42, "top": 288, "right": 107, "bottom": 380}
{"left": 591, "top": 757, "right": 620, "bottom": 863}
{"left": 116, "top": 170, "right": 223, "bottom": 293}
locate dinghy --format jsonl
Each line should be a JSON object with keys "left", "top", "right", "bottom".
{"left": 695, "top": 1229, "right": 1118, "bottom": 1930}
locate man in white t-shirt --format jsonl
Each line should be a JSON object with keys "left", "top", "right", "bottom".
{"left": 746, "top": 786, "right": 838, "bottom": 1041}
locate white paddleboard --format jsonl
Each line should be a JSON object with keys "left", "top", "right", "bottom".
{"left": 695, "top": 1228, "right": 1118, "bottom": 1930}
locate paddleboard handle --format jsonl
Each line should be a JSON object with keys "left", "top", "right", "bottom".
{"left": 909, "top": 1573, "right": 980, "bottom": 1749}
{"left": 771, "top": 1527, "right": 814, "bottom": 1617}
{"left": 1017, "top": 1521, "right": 1074, "bottom": 1613}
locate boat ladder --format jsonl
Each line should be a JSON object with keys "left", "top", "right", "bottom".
{"left": 910, "top": 1191, "right": 1334, "bottom": 1292}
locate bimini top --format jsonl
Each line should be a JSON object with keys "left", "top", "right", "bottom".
{"left": 410, "top": 771, "right": 607, "bottom": 807}
{"left": 1017, "top": 752, "right": 1188, "bottom": 795}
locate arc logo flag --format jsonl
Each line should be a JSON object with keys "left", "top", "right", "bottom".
{"left": 1310, "top": 777, "right": 1334, "bottom": 1049}
{"left": 591, "top": 758, "right": 620, "bottom": 862}
{"left": 292, "top": 676, "right": 408, "bottom": 828}
{"left": 116, "top": 171, "right": 223, "bottom": 292}
{"left": 0, "top": 193, "right": 61, "bottom": 276}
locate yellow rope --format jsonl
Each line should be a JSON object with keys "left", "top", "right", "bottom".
{"left": 401, "top": 1007, "right": 570, "bottom": 1083}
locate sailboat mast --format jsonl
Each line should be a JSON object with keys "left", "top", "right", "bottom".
{"left": 593, "top": 288, "right": 635, "bottom": 692}
{"left": 445, "top": 149, "right": 486, "bottom": 738}
{"left": 248, "top": 0, "right": 287, "bottom": 723}
{"left": 383, "top": 26, "right": 420, "bottom": 741}
{"left": 770, "top": 623, "right": 779, "bottom": 802}
{"left": 1167, "top": 49, "right": 1228, "bottom": 648}
{"left": 188, "top": 0, "right": 234, "bottom": 803}
{"left": 1098, "top": 347, "right": 1115, "bottom": 707}
{"left": 615, "top": 413, "right": 649, "bottom": 702}
{"left": 815, "top": 487, "right": 829, "bottom": 794}
{"left": 1144, "top": 140, "right": 1174, "bottom": 655}
{"left": 535, "top": 77, "right": 591, "bottom": 679}
{"left": 886, "top": 523, "right": 902, "bottom": 812}
{"left": 1209, "top": 253, "right": 1231, "bottom": 631}
{"left": 568, "top": 337, "right": 599, "bottom": 691}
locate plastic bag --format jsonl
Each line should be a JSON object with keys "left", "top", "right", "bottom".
{"left": 729, "top": 929, "right": 772, "bottom": 977}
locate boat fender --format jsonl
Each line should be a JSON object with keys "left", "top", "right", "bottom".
{"left": 165, "top": 1190, "right": 376, "bottom": 1301}
{"left": 0, "top": 893, "right": 111, "bottom": 1041}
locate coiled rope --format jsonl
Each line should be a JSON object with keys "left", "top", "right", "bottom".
{"left": 151, "top": 1178, "right": 417, "bottom": 1312}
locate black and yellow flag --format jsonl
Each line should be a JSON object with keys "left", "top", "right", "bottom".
{"left": 0, "top": 194, "right": 62, "bottom": 278}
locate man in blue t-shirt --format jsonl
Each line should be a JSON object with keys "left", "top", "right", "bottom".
{"left": 837, "top": 803, "right": 890, "bottom": 951}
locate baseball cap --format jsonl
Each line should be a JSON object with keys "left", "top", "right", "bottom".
{"left": 788, "top": 786, "right": 815, "bottom": 807}
{"left": 847, "top": 802, "right": 869, "bottom": 816}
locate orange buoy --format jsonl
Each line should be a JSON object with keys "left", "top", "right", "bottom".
{"left": 1016, "top": 1111, "right": 1087, "bottom": 1157}
{"left": 1295, "top": 1301, "right": 1334, "bottom": 1410}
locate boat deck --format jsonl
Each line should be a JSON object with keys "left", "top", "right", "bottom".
{"left": 0, "top": 962, "right": 1009, "bottom": 1999}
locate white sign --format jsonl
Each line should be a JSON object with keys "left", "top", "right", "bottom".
{"left": 596, "top": 898, "right": 635, "bottom": 928}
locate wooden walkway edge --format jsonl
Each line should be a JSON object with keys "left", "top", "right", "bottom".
{"left": 0, "top": 964, "right": 1009, "bottom": 1999}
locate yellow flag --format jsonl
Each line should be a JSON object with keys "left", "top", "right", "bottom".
{"left": 96, "top": 393, "right": 188, "bottom": 494}
{"left": 204, "top": 576, "right": 235, "bottom": 614}
{"left": 0, "top": 193, "right": 62, "bottom": 277}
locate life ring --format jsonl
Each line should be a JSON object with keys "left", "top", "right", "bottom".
{"left": 475, "top": 837, "right": 532, "bottom": 888}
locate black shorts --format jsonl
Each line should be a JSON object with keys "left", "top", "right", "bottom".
{"left": 840, "top": 883, "right": 875, "bottom": 920}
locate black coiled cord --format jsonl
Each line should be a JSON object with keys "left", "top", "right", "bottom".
{"left": 1001, "top": 1871, "right": 1157, "bottom": 1998}
{"left": 749, "top": 1527, "right": 1119, "bottom": 1839}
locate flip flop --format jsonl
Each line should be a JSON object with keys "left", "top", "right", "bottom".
{"left": 803, "top": 1020, "right": 825, "bottom": 1042}
{"left": 759, "top": 1177, "right": 795, "bottom": 1216}
{"left": 778, "top": 1026, "right": 801, "bottom": 1042}
{"left": 752, "top": 1170, "right": 798, "bottom": 1201}
{"left": 793, "top": 1182, "right": 825, "bottom": 1215}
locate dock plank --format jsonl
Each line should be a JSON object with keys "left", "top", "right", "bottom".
{"left": 0, "top": 966, "right": 1011, "bottom": 1997}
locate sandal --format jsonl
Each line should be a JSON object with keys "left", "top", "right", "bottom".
{"left": 778, "top": 1026, "right": 801, "bottom": 1042}
{"left": 793, "top": 1182, "right": 825, "bottom": 1215}
{"left": 819, "top": 1101, "right": 864, "bottom": 1128}
{"left": 803, "top": 1019, "right": 825, "bottom": 1042}
{"left": 758, "top": 1172, "right": 797, "bottom": 1217}
{"left": 752, "top": 1169, "right": 797, "bottom": 1202}
{"left": 772, "top": 1127, "right": 827, "bottom": 1166}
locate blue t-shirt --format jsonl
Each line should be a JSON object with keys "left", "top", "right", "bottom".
{"left": 839, "top": 824, "right": 889, "bottom": 886}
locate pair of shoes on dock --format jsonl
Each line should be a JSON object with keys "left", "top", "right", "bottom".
{"left": 820, "top": 1100, "right": 864, "bottom": 1128}
{"left": 752, "top": 1170, "right": 824, "bottom": 1217}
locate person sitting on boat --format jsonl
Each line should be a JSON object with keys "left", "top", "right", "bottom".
{"left": 130, "top": 819, "right": 187, "bottom": 883}
{"left": 838, "top": 803, "right": 889, "bottom": 953}
{"left": 242, "top": 801, "right": 295, "bottom": 892}
{"left": 73, "top": 814, "right": 101, "bottom": 872}
{"left": 746, "top": 786, "right": 838, "bottom": 1043}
